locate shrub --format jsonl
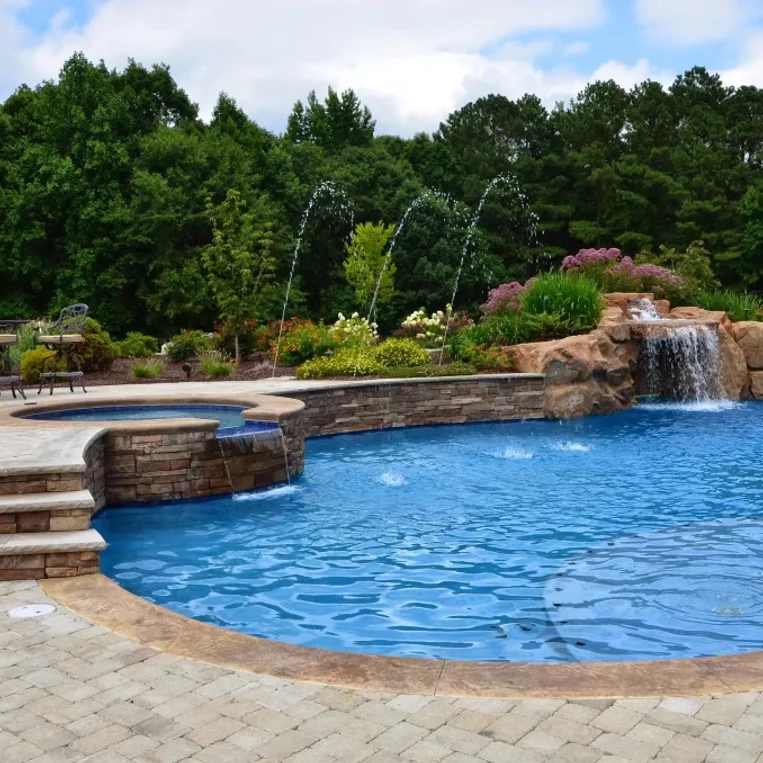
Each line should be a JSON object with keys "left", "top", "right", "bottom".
{"left": 637, "top": 242, "right": 718, "bottom": 299}
{"left": 449, "top": 309, "right": 591, "bottom": 365}
{"left": 384, "top": 362, "right": 477, "bottom": 378}
{"left": 117, "top": 332, "right": 159, "bottom": 358}
{"left": 79, "top": 318, "right": 118, "bottom": 372}
{"left": 521, "top": 272, "right": 603, "bottom": 329}
{"left": 396, "top": 307, "right": 446, "bottom": 347}
{"left": 199, "top": 350, "right": 234, "bottom": 378}
{"left": 697, "top": 290, "right": 763, "bottom": 322}
{"left": 213, "top": 319, "right": 261, "bottom": 360}
{"left": 374, "top": 338, "right": 431, "bottom": 368}
{"left": 296, "top": 347, "right": 385, "bottom": 379}
{"left": 481, "top": 282, "right": 527, "bottom": 315}
{"left": 165, "top": 331, "right": 212, "bottom": 362}
{"left": 272, "top": 320, "right": 336, "bottom": 366}
{"left": 20, "top": 347, "right": 64, "bottom": 384}
{"left": 329, "top": 313, "right": 378, "bottom": 348}
{"left": 7, "top": 322, "right": 40, "bottom": 367}
{"left": 131, "top": 359, "right": 165, "bottom": 379}
{"left": 561, "top": 247, "right": 687, "bottom": 302}
{"left": 470, "top": 346, "right": 517, "bottom": 371}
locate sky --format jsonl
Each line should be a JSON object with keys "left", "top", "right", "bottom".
{"left": 2, "top": 0, "right": 763, "bottom": 136}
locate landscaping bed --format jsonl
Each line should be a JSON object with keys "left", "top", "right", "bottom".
{"left": 79, "top": 357, "right": 296, "bottom": 386}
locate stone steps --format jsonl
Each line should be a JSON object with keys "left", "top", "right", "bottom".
{"left": 0, "top": 488, "right": 96, "bottom": 534}
{"left": 0, "top": 528, "right": 106, "bottom": 580}
{"left": 0, "top": 489, "right": 94, "bottom": 514}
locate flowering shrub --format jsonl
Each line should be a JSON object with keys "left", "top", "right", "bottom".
{"left": 296, "top": 347, "right": 384, "bottom": 379}
{"left": 561, "top": 247, "right": 622, "bottom": 272}
{"left": 395, "top": 306, "right": 471, "bottom": 347}
{"left": 481, "top": 282, "right": 527, "bottom": 315}
{"left": 561, "top": 247, "right": 685, "bottom": 300}
{"left": 329, "top": 313, "right": 378, "bottom": 348}
{"left": 271, "top": 320, "right": 335, "bottom": 366}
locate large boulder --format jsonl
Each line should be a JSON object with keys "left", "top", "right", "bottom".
{"left": 750, "top": 372, "right": 763, "bottom": 400}
{"left": 732, "top": 322, "right": 763, "bottom": 369}
{"left": 605, "top": 292, "right": 654, "bottom": 315}
{"left": 716, "top": 325, "right": 749, "bottom": 399}
{"left": 598, "top": 307, "right": 631, "bottom": 343}
{"left": 509, "top": 330, "right": 635, "bottom": 420}
{"left": 670, "top": 306, "right": 733, "bottom": 334}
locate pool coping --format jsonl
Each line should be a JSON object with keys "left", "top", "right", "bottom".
{"left": 0, "top": 392, "right": 304, "bottom": 435}
{"left": 41, "top": 574, "right": 763, "bottom": 699}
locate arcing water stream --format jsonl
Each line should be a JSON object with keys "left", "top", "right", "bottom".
{"left": 439, "top": 174, "right": 540, "bottom": 362}
{"left": 272, "top": 182, "right": 353, "bottom": 376}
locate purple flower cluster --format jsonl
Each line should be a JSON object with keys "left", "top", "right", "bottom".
{"left": 561, "top": 248, "right": 622, "bottom": 271}
{"left": 481, "top": 281, "right": 527, "bottom": 315}
{"left": 606, "top": 257, "right": 683, "bottom": 286}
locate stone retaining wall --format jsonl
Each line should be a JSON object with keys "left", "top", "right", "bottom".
{"left": 289, "top": 376, "right": 546, "bottom": 438}
{"left": 104, "top": 410, "right": 306, "bottom": 505}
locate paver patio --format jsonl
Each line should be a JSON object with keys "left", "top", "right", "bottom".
{"left": 3, "top": 579, "right": 763, "bottom": 763}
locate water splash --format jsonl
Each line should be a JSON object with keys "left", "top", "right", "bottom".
{"left": 377, "top": 472, "right": 406, "bottom": 486}
{"left": 498, "top": 446, "right": 534, "bottom": 460}
{"left": 272, "top": 182, "right": 353, "bottom": 376}
{"left": 552, "top": 442, "right": 592, "bottom": 453}
{"left": 629, "top": 298, "right": 663, "bottom": 322}
{"left": 439, "top": 174, "right": 540, "bottom": 363}
{"left": 233, "top": 485, "right": 302, "bottom": 501}
{"left": 365, "top": 190, "right": 451, "bottom": 325}
{"left": 640, "top": 325, "right": 725, "bottom": 402}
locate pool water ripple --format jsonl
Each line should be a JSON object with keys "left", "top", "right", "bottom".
{"left": 95, "top": 402, "right": 763, "bottom": 662}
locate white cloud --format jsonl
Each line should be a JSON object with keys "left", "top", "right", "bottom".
{"left": 1, "top": 0, "right": 608, "bottom": 135}
{"left": 0, "top": 0, "right": 731, "bottom": 137}
{"left": 635, "top": 0, "right": 760, "bottom": 45}
{"left": 722, "top": 32, "right": 763, "bottom": 88}
{"left": 564, "top": 41, "right": 590, "bottom": 56}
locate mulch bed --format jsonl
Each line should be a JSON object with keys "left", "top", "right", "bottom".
{"left": 81, "top": 358, "right": 296, "bottom": 387}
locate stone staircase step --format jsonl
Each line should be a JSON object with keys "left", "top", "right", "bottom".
{"left": 0, "top": 490, "right": 95, "bottom": 515}
{"left": 0, "top": 529, "right": 106, "bottom": 554}
{"left": 0, "top": 529, "right": 106, "bottom": 580}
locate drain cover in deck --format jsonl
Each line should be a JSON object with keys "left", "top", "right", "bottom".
{"left": 8, "top": 604, "right": 56, "bottom": 619}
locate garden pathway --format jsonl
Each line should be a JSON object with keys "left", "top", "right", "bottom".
{"left": 2, "top": 579, "right": 763, "bottom": 763}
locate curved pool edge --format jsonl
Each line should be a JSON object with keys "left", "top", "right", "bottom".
{"left": 42, "top": 574, "right": 754, "bottom": 699}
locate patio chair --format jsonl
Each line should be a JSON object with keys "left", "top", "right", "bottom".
{"left": 0, "top": 324, "right": 26, "bottom": 399}
{"left": 37, "top": 304, "right": 88, "bottom": 394}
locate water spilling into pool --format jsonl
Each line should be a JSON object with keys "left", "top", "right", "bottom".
{"left": 95, "top": 402, "right": 763, "bottom": 662}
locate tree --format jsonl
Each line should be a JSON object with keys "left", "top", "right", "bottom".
{"left": 203, "top": 190, "right": 276, "bottom": 361}
{"left": 343, "top": 222, "right": 396, "bottom": 314}
{"left": 286, "top": 87, "right": 375, "bottom": 151}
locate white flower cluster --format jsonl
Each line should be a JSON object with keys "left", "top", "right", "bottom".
{"left": 401, "top": 305, "right": 452, "bottom": 340}
{"left": 330, "top": 312, "right": 378, "bottom": 346}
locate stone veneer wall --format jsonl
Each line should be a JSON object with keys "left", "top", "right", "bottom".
{"left": 0, "top": 551, "right": 99, "bottom": 581}
{"left": 289, "top": 376, "right": 546, "bottom": 438}
{"left": 104, "top": 410, "right": 305, "bottom": 505}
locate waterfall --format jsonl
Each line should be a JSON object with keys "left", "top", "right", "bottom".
{"left": 640, "top": 325, "right": 725, "bottom": 402}
{"left": 216, "top": 422, "right": 291, "bottom": 493}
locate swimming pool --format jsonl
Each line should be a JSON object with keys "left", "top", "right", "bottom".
{"left": 94, "top": 401, "right": 763, "bottom": 662}
{"left": 25, "top": 404, "right": 248, "bottom": 429}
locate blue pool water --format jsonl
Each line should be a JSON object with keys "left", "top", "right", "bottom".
{"left": 26, "top": 404, "right": 248, "bottom": 429}
{"left": 94, "top": 401, "right": 763, "bottom": 662}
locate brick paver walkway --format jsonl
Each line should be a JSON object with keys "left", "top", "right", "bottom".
{"left": 2, "top": 581, "right": 763, "bottom": 763}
